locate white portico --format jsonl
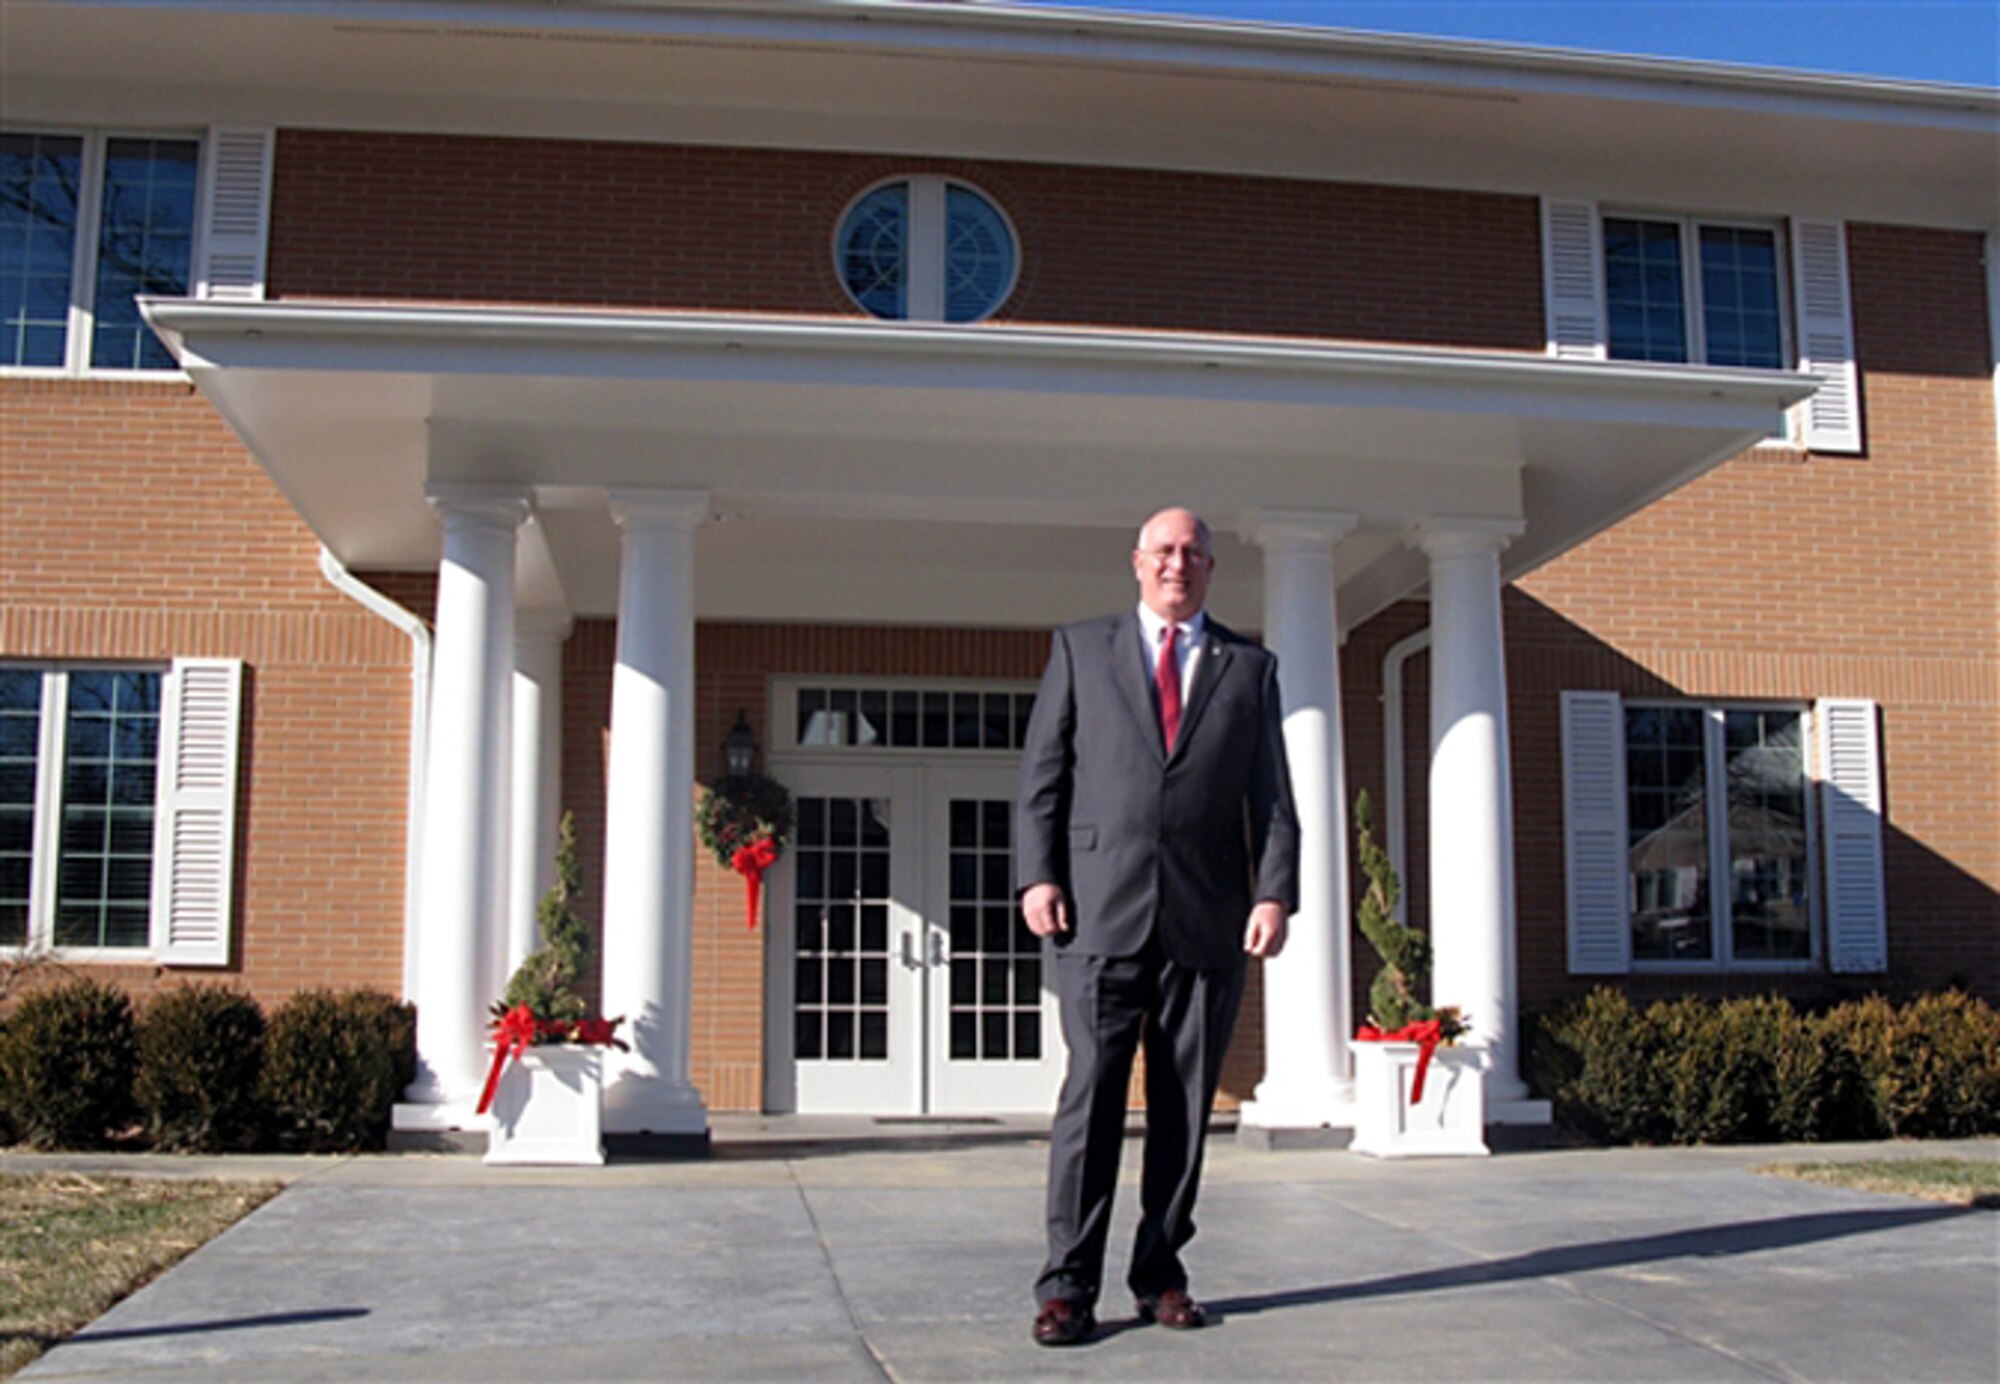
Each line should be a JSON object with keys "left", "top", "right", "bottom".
{"left": 144, "top": 300, "right": 1810, "bottom": 1138}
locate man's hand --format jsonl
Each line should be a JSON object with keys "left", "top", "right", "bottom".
{"left": 1022, "top": 882, "right": 1071, "bottom": 937}
{"left": 1243, "top": 900, "right": 1287, "bottom": 959}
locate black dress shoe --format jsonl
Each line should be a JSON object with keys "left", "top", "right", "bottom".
{"left": 1135, "top": 1287, "right": 1208, "bottom": 1329}
{"left": 1033, "top": 1298, "right": 1095, "bottom": 1346}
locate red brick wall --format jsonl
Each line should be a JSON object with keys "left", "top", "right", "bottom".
{"left": 266, "top": 130, "right": 1544, "bottom": 350}
{"left": 1, "top": 380, "right": 413, "bottom": 1006}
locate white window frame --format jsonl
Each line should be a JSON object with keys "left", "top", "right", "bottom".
{"left": 1624, "top": 699, "right": 1821, "bottom": 975}
{"left": 772, "top": 678, "right": 1040, "bottom": 763}
{"left": 4, "top": 664, "right": 163, "bottom": 960}
{"left": 830, "top": 175, "right": 1021, "bottom": 324}
{"left": 1602, "top": 211, "right": 1795, "bottom": 370}
{"left": 1, "top": 659, "right": 241, "bottom": 966}
{"left": 2, "top": 125, "right": 205, "bottom": 380}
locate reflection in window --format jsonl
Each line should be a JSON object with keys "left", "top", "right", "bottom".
{"left": 1626, "top": 703, "right": 1812, "bottom": 967}
{"left": 835, "top": 176, "right": 1017, "bottom": 323}
{"left": 1605, "top": 214, "right": 1785, "bottom": 369}
{"left": 91, "top": 138, "right": 197, "bottom": 370}
{"left": 796, "top": 685, "right": 1035, "bottom": 752}
{"left": 0, "top": 133, "right": 84, "bottom": 368}
{"left": 1626, "top": 706, "right": 1710, "bottom": 961}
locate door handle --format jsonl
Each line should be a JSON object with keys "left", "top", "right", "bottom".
{"left": 900, "top": 931, "right": 921, "bottom": 970}
{"left": 929, "top": 931, "right": 946, "bottom": 967}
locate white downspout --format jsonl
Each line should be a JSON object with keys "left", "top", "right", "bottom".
{"left": 1987, "top": 227, "right": 1998, "bottom": 464}
{"left": 1381, "top": 626, "right": 1431, "bottom": 922}
{"left": 319, "top": 546, "right": 431, "bottom": 1000}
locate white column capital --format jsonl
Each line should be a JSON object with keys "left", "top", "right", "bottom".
{"left": 1416, "top": 516, "right": 1525, "bottom": 561}
{"left": 516, "top": 607, "right": 574, "bottom": 643}
{"left": 1244, "top": 509, "right": 1359, "bottom": 554}
{"left": 425, "top": 482, "right": 532, "bottom": 529}
{"left": 607, "top": 488, "right": 710, "bottom": 533}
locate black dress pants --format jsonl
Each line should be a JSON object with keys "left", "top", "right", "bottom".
{"left": 1035, "top": 932, "right": 1246, "bottom": 1307}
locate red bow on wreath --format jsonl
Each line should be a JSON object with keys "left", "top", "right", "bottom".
{"left": 732, "top": 836, "right": 781, "bottom": 930}
{"left": 1355, "top": 1017, "right": 1445, "bottom": 1104}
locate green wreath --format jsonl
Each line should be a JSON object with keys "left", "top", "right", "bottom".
{"left": 696, "top": 773, "right": 795, "bottom": 870}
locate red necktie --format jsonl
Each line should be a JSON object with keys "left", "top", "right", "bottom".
{"left": 1156, "top": 624, "right": 1182, "bottom": 752}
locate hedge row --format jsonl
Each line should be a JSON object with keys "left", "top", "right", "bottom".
{"left": 1529, "top": 989, "right": 2000, "bottom": 1145}
{"left": 0, "top": 979, "right": 416, "bottom": 1153}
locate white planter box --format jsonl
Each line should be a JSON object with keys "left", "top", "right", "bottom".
{"left": 1350, "top": 1041, "right": 1489, "bottom": 1158}
{"left": 483, "top": 1045, "right": 606, "bottom": 1166}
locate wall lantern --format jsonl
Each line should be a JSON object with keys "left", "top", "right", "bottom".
{"left": 723, "top": 711, "right": 759, "bottom": 779}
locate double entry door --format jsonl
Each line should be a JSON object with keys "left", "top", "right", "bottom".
{"left": 769, "top": 761, "right": 1064, "bottom": 1115}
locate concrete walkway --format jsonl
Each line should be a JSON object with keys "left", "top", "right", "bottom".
{"left": 7, "top": 1126, "right": 1996, "bottom": 1383}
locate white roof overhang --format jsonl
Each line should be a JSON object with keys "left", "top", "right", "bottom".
{"left": 143, "top": 299, "right": 1812, "bottom": 631}
{"left": 6, "top": 2, "right": 1995, "bottom": 228}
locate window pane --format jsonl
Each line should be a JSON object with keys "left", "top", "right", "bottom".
{"left": 0, "top": 670, "right": 40, "bottom": 946}
{"left": 1604, "top": 216, "right": 1688, "bottom": 363}
{"left": 1723, "top": 710, "right": 1811, "bottom": 961}
{"left": 943, "top": 184, "right": 1015, "bottom": 323}
{"left": 90, "top": 138, "right": 198, "bottom": 370}
{"left": 1626, "top": 706, "right": 1711, "bottom": 961}
{"left": 1698, "top": 226, "right": 1784, "bottom": 369}
{"left": 0, "top": 133, "right": 83, "bottom": 367}
{"left": 837, "top": 182, "right": 908, "bottom": 320}
{"left": 54, "top": 670, "right": 160, "bottom": 948}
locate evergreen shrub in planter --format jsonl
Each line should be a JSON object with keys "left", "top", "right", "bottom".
{"left": 0, "top": 977, "right": 138, "bottom": 1149}
{"left": 135, "top": 984, "right": 268, "bottom": 1151}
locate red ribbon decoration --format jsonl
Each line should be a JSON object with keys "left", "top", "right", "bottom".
{"left": 476, "top": 1008, "right": 630, "bottom": 1115}
{"left": 476, "top": 1004, "right": 541, "bottom": 1115}
{"left": 1355, "top": 1018, "right": 1445, "bottom": 1104}
{"left": 731, "top": 836, "right": 780, "bottom": 930}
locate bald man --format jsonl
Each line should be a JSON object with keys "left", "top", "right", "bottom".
{"left": 1016, "top": 506, "right": 1300, "bottom": 1346}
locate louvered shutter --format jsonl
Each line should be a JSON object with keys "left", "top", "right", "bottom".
{"left": 1790, "top": 220, "right": 1862, "bottom": 454}
{"left": 150, "top": 659, "right": 245, "bottom": 966}
{"left": 196, "top": 128, "right": 273, "bottom": 300}
{"left": 1816, "top": 698, "right": 1886, "bottom": 973}
{"left": 1562, "top": 691, "right": 1630, "bottom": 973}
{"left": 1542, "top": 199, "right": 1605, "bottom": 360}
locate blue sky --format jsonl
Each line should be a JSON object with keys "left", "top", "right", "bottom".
{"left": 1010, "top": 2, "right": 2000, "bottom": 87}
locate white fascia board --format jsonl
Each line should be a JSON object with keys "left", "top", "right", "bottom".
{"left": 39, "top": 0, "right": 1998, "bottom": 125}
{"left": 140, "top": 299, "right": 1816, "bottom": 418}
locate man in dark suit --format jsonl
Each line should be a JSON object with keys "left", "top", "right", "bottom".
{"left": 1017, "top": 506, "right": 1300, "bottom": 1346}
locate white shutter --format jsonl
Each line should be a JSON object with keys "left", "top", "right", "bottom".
{"left": 1562, "top": 691, "right": 1630, "bottom": 973}
{"left": 151, "top": 659, "right": 245, "bottom": 966}
{"left": 196, "top": 128, "right": 273, "bottom": 301}
{"left": 1790, "top": 220, "right": 1863, "bottom": 454}
{"left": 1542, "top": 199, "right": 1605, "bottom": 360}
{"left": 1816, "top": 697, "right": 1886, "bottom": 974}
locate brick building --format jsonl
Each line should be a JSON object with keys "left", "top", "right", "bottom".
{"left": 2, "top": 1, "right": 1994, "bottom": 1143}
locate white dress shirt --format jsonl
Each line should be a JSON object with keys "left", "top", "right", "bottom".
{"left": 1136, "top": 604, "right": 1205, "bottom": 707}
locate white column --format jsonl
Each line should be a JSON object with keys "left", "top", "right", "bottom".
{"left": 1420, "top": 519, "right": 1528, "bottom": 1103}
{"left": 1240, "top": 510, "right": 1358, "bottom": 1129}
{"left": 600, "top": 489, "right": 710, "bottom": 1136}
{"left": 407, "top": 484, "right": 529, "bottom": 1108}
{"left": 506, "top": 609, "right": 571, "bottom": 983}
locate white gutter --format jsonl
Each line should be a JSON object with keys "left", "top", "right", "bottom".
{"left": 142, "top": 299, "right": 1820, "bottom": 408}
{"left": 318, "top": 546, "right": 431, "bottom": 1002}
{"left": 1381, "top": 626, "right": 1431, "bottom": 921}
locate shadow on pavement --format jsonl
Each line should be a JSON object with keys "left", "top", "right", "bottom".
{"left": 62, "top": 1308, "right": 373, "bottom": 1343}
{"left": 1208, "top": 1205, "right": 1981, "bottom": 1318}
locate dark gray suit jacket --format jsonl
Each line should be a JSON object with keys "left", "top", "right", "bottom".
{"left": 1015, "top": 610, "right": 1301, "bottom": 969}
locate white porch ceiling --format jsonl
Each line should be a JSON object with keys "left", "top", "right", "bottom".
{"left": 143, "top": 301, "right": 1812, "bottom": 632}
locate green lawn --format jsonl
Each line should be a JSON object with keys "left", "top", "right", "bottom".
{"left": 0, "top": 1172, "right": 282, "bottom": 1378}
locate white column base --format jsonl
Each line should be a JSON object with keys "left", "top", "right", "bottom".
{"left": 1238, "top": 1085, "right": 1360, "bottom": 1132}
{"left": 392, "top": 1099, "right": 492, "bottom": 1134}
{"left": 602, "top": 1075, "right": 709, "bottom": 1136}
